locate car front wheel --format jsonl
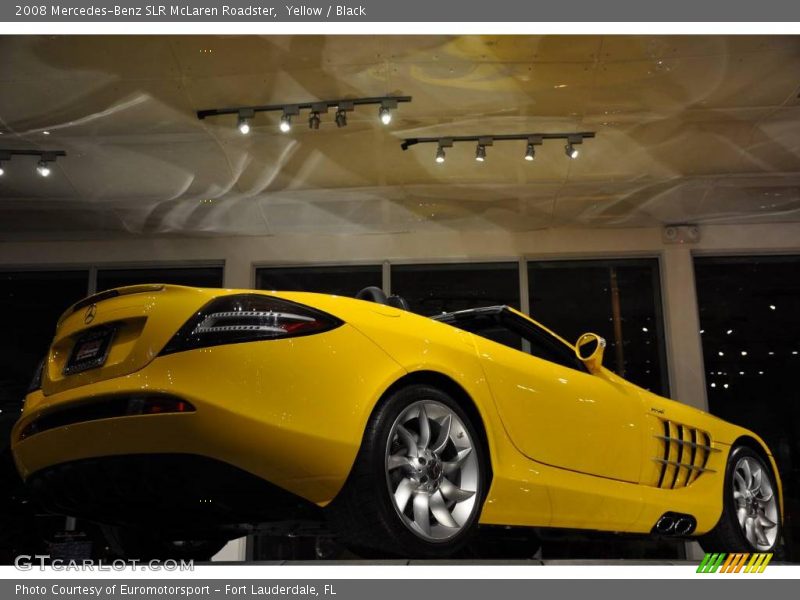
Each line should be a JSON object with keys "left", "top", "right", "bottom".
{"left": 700, "top": 445, "right": 781, "bottom": 554}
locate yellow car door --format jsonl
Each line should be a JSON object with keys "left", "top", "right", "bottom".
{"left": 446, "top": 307, "right": 644, "bottom": 483}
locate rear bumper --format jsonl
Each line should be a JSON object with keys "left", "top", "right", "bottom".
{"left": 11, "top": 325, "right": 405, "bottom": 507}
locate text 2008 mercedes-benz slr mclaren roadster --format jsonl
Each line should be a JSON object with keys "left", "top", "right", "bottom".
{"left": 12, "top": 285, "right": 783, "bottom": 558}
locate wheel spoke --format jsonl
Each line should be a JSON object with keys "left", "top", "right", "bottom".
{"left": 744, "top": 517, "right": 757, "bottom": 547}
{"left": 757, "top": 515, "right": 777, "bottom": 530}
{"left": 737, "top": 507, "right": 747, "bottom": 528}
{"left": 750, "top": 468, "right": 762, "bottom": 493}
{"left": 431, "top": 414, "right": 452, "bottom": 455}
{"left": 418, "top": 405, "right": 431, "bottom": 450}
{"left": 413, "top": 492, "right": 431, "bottom": 536}
{"left": 754, "top": 521, "right": 769, "bottom": 547}
{"left": 397, "top": 424, "right": 419, "bottom": 457}
{"left": 440, "top": 477, "right": 475, "bottom": 503}
{"left": 394, "top": 478, "right": 416, "bottom": 512}
{"left": 757, "top": 489, "right": 774, "bottom": 504}
{"left": 388, "top": 454, "right": 411, "bottom": 471}
{"left": 742, "top": 460, "right": 753, "bottom": 490}
{"left": 430, "top": 490, "right": 458, "bottom": 528}
{"left": 733, "top": 471, "right": 746, "bottom": 493}
{"left": 443, "top": 447, "right": 472, "bottom": 476}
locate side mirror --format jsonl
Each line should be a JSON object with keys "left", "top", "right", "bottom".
{"left": 575, "top": 332, "right": 606, "bottom": 374}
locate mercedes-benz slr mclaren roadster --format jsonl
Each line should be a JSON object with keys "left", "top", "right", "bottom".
{"left": 12, "top": 284, "right": 783, "bottom": 557}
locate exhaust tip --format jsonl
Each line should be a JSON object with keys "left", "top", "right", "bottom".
{"left": 652, "top": 512, "right": 697, "bottom": 536}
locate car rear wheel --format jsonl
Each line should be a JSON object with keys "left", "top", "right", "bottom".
{"left": 700, "top": 445, "right": 781, "bottom": 553}
{"left": 331, "top": 384, "right": 487, "bottom": 557}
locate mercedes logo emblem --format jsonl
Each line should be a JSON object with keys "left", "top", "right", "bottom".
{"left": 84, "top": 304, "right": 97, "bottom": 325}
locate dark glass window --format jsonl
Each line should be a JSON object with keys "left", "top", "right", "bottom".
{"left": 255, "top": 265, "right": 382, "bottom": 297}
{"left": 96, "top": 266, "right": 223, "bottom": 291}
{"left": 528, "top": 259, "right": 668, "bottom": 395}
{"left": 0, "top": 270, "right": 89, "bottom": 412}
{"left": 391, "top": 262, "right": 520, "bottom": 317}
{"left": 443, "top": 309, "right": 586, "bottom": 372}
{"left": 695, "top": 255, "right": 800, "bottom": 559}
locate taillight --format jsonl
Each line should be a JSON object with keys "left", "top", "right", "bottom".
{"left": 160, "top": 294, "right": 343, "bottom": 355}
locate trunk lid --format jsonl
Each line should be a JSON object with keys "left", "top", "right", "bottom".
{"left": 43, "top": 284, "right": 212, "bottom": 395}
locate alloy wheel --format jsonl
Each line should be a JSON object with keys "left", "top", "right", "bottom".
{"left": 385, "top": 400, "right": 479, "bottom": 541}
{"left": 732, "top": 456, "right": 779, "bottom": 549}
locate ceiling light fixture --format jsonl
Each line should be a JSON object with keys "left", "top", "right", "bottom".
{"left": 525, "top": 135, "right": 542, "bottom": 162}
{"left": 401, "top": 132, "right": 594, "bottom": 163}
{"left": 434, "top": 138, "right": 452, "bottom": 164}
{"left": 37, "top": 160, "right": 51, "bottom": 177}
{"left": 525, "top": 144, "right": 535, "bottom": 161}
{"left": 236, "top": 109, "right": 254, "bottom": 135}
{"left": 0, "top": 149, "right": 65, "bottom": 177}
{"left": 279, "top": 112, "right": 293, "bottom": 133}
{"left": 196, "top": 96, "right": 411, "bottom": 133}
{"left": 565, "top": 143, "right": 579, "bottom": 158}
{"left": 475, "top": 137, "right": 492, "bottom": 162}
{"left": 379, "top": 99, "right": 397, "bottom": 125}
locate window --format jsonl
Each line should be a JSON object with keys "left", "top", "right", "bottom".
{"left": 695, "top": 255, "right": 800, "bottom": 559}
{"left": 96, "top": 266, "right": 223, "bottom": 291}
{"left": 528, "top": 259, "right": 668, "bottom": 395}
{"left": 391, "top": 262, "right": 520, "bottom": 316}
{"left": 255, "top": 265, "right": 382, "bottom": 297}
{"left": 441, "top": 308, "right": 585, "bottom": 372}
{"left": 0, "top": 270, "right": 89, "bottom": 409}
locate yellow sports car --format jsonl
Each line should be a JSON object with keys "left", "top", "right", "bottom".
{"left": 11, "top": 284, "right": 783, "bottom": 558}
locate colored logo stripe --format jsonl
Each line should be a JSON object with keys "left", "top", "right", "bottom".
{"left": 697, "top": 553, "right": 773, "bottom": 573}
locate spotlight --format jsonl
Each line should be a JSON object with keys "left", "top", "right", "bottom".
{"left": 36, "top": 160, "right": 51, "bottom": 177}
{"left": 236, "top": 109, "right": 254, "bottom": 135}
{"left": 435, "top": 146, "right": 446, "bottom": 163}
{"left": 475, "top": 144, "right": 486, "bottom": 162}
{"left": 335, "top": 109, "right": 348, "bottom": 128}
{"left": 279, "top": 112, "right": 292, "bottom": 133}
{"left": 309, "top": 111, "right": 321, "bottom": 130}
{"left": 379, "top": 106, "right": 392, "bottom": 125}
{"left": 0, "top": 162, "right": 4, "bottom": 176}
{"left": 565, "top": 135, "right": 583, "bottom": 159}
{"left": 524, "top": 143, "right": 535, "bottom": 161}
{"left": 565, "top": 142, "right": 579, "bottom": 159}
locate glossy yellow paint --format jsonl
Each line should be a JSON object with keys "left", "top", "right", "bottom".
{"left": 12, "top": 286, "right": 782, "bottom": 537}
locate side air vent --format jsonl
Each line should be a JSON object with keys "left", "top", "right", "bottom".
{"left": 653, "top": 420, "right": 719, "bottom": 489}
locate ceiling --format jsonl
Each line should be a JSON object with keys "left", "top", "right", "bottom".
{"left": 1, "top": 34, "right": 799, "bottom": 240}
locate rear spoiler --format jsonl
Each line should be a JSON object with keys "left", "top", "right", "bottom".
{"left": 58, "top": 284, "right": 165, "bottom": 326}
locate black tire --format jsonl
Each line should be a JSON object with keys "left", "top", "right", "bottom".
{"left": 700, "top": 445, "right": 782, "bottom": 554}
{"left": 330, "top": 384, "right": 488, "bottom": 558}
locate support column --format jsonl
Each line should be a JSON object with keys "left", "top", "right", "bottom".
{"left": 660, "top": 246, "right": 708, "bottom": 410}
{"left": 223, "top": 256, "right": 252, "bottom": 289}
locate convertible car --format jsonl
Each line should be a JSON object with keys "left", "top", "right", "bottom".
{"left": 11, "top": 284, "right": 783, "bottom": 558}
